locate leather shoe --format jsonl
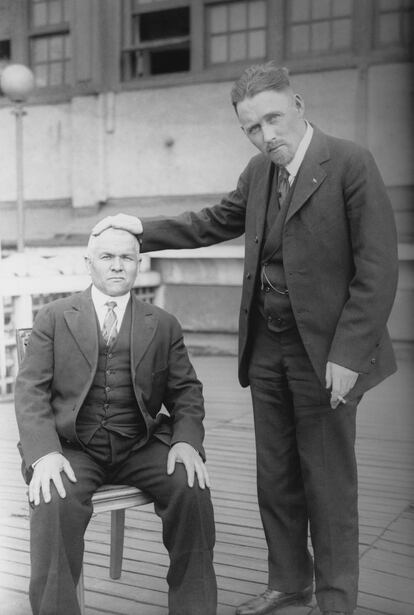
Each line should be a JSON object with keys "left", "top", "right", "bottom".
{"left": 235, "top": 585, "right": 313, "bottom": 614}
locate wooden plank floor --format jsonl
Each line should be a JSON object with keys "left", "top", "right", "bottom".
{"left": 0, "top": 352, "right": 413, "bottom": 615}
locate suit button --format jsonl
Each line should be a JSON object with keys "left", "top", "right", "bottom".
{"left": 246, "top": 272, "right": 251, "bottom": 279}
{"left": 265, "top": 285, "right": 270, "bottom": 293}
{"left": 370, "top": 358, "right": 376, "bottom": 364}
{"left": 105, "top": 386, "right": 111, "bottom": 392}
{"left": 268, "top": 316, "right": 272, "bottom": 322}
{"left": 254, "top": 236, "right": 259, "bottom": 243}
{"left": 108, "top": 353, "right": 113, "bottom": 359}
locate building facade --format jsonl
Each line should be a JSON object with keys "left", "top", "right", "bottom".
{"left": 0, "top": 0, "right": 413, "bottom": 347}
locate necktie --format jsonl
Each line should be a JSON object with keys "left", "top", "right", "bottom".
{"left": 276, "top": 166, "right": 290, "bottom": 208}
{"left": 102, "top": 301, "right": 118, "bottom": 345}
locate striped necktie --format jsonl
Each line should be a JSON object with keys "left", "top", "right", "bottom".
{"left": 277, "top": 166, "right": 290, "bottom": 208}
{"left": 102, "top": 301, "right": 118, "bottom": 346}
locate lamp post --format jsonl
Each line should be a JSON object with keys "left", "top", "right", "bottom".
{"left": 0, "top": 64, "right": 35, "bottom": 252}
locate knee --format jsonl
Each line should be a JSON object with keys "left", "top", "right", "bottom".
{"left": 30, "top": 477, "right": 87, "bottom": 521}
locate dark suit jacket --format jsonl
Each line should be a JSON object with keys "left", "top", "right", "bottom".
{"left": 141, "top": 126, "right": 399, "bottom": 397}
{"left": 15, "top": 288, "right": 206, "bottom": 472}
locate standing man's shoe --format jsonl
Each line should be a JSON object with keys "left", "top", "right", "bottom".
{"left": 235, "top": 585, "right": 313, "bottom": 614}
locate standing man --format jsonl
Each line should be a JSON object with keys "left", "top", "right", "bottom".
{"left": 93, "top": 63, "right": 398, "bottom": 615}
{"left": 15, "top": 225, "right": 216, "bottom": 615}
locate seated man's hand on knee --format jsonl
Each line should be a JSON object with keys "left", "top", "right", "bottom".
{"left": 167, "top": 442, "right": 211, "bottom": 490}
{"left": 29, "top": 452, "right": 77, "bottom": 506}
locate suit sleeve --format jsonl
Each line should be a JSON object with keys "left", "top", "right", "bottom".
{"left": 14, "top": 306, "right": 62, "bottom": 470}
{"left": 328, "top": 147, "right": 399, "bottom": 372}
{"left": 140, "top": 162, "right": 251, "bottom": 252}
{"left": 162, "top": 316, "right": 206, "bottom": 459}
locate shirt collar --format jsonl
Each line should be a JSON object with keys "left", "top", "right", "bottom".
{"left": 91, "top": 285, "right": 131, "bottom": 311}
{"left": 285, "top": 121, "right": 313, "bottom": 180}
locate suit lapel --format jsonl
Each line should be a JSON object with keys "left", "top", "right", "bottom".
{"left": 63, "top": 287, "right": 98, "bottom": 368}
{"left": 131, "top": 294, "right": 158, "bottom": 371}
{"left": 285, "top": 127, "right": 329, "bottom": 224}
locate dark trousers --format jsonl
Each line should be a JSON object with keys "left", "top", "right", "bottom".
{"left": 29, "top": 435, "right": 216, "bottom": 615}
{"left": 248, "top": 315, "right": 359, "bottom": 613}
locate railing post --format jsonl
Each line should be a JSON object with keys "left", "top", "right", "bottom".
{"left": 14, "top": 293, "right": 33, "bottom": 329}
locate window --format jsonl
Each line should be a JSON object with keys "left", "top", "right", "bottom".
{"left": 122, "top": 1, "right": 190, "bottom": 80}
{"left": 286, "top": 0, "right": 353, "bottom": 58}
{"left": 206, "top": 1, "right": 267, "bottom": 65}
{"left": 373, "top": 0, "right": 413, "bottom": 49}
{"left": 28, "top": 0, "right": 72, "bottom": 88}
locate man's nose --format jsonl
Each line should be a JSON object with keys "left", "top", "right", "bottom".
{"left": 262, "top": 123, "right": 276, "bottom": 143}
{"left": 111, "top": 257, "right": 123, "bottom": 270}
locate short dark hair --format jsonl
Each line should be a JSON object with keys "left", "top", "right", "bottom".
{"left": 230, "top": 62, "right": 291, "bottom": 111}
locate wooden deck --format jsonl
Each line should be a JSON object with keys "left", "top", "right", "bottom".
{"left": 0, "top": 352, "right": 413, "bottom": 615}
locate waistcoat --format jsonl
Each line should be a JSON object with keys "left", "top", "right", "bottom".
{"left": 76, "top": 300, "right": 145, "bottom": 445}
{"left": 256, "top": 168, "right": 297, "bottom": 332}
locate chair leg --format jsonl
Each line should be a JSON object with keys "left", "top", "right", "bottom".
{"left": 76, "top": 566, "right": 85, "bottom": 615}
{"left": 110, "top": 509, "right": 125, "bottom": 579}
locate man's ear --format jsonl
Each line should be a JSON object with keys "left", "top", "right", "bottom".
{"left": 294, "top": 94, "right": 305, "bottom": 115}
{"left": 84, "top": 256, "right": 91, "bottom": 273}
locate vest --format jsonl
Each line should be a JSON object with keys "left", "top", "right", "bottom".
{"left": 76, "top": 301, "right": 145, "bottom": 446}
{"left": 256, "top": 167, "right": 297, "bottom": 332}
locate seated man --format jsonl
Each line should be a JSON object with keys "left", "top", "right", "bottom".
{"left": 14, "top": 223, "right": 217, "bottom": 615}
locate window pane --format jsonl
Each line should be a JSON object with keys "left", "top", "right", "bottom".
{"left": 64, "top": 34, "right": 71, "bottom": 58}
{"left": 50, "top": 35, "right": 63, "bottom": 60}
{"left": 49, "top": 61, "right": 63, "bottom": 85}
{"left": 333, "top": 0, "right": 352, "bottom": 17}
{"left": 63, "top": 58, "right": 71, "bottom": 83}
{"left": 249, "top": 0, "right": 266, "bottom": 28}
{"left": 379, "top": 0, "right": 403, "bottom": 10}
{"left": 32, "top": 2, "right": 48, "bottom": 27}
{"left": 402, "top": 12, "right": 413, "bottom": 44}
{"left": 332, "top": 18, "right": 351, "bottom": 48}
{"left": 290, "top": 24, "right": 310, "bottom": 54}
{"left": 34, "top": 64, "right": 48, "bottom": 87}
{"left": 32, "top": 38, "right": 48, "bottom": 62}
{"left": 312, "top": 21, "right": 330, "bottom": 51}
{"left": 312, "top": 0, "right": 331, "bottom": 20}
{"left": 248, "top": 29, "right": 266, "bottom": 57}
{"left": 210, "top": 34, "right": 228, "bottom": 63}
{"left": 229, "top": 2, "right": 247, "bottom": 31}
{"left": 140, "top": 8, "right": 189, "bottom": 41}
{"left": 63, "top": 0, "right": 71, "bottom": 22}
{"left": 378, "top": 13, "right": 400, "bottom": 44}
{"left": 49, "top": 0, "right": 63, "bottom": 25}
{"left": 291, "top": 0, "right": 310, "bottom": 22}
{"left": 229, "top": 32, "right": 246, "bottom": 60}
{"left": 210, "top": 6, "right": 228, "bottom": 34}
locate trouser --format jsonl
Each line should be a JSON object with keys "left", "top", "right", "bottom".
{"left": 28, "top": 434, "right": 217, "bottom": 615}
{"left": 248, "top": 316, "right": 359, "bottom": 613}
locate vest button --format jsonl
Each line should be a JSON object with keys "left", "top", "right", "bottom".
{"left": 106, "top": 369, "right": 111, "bottom": 375}
{"left": 105, "top": 386, "right": 111, "bottom": 392}
{"left": 108, "top": 353, "right": 113, "bottom": 359}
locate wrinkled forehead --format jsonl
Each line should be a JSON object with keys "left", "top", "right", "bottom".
{"left": 87, "top": 228, "right": 140, "bottom": 257}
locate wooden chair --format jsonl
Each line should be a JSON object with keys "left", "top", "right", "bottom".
{"left": 16, "top": 327, "right": 153, "bottom": 615}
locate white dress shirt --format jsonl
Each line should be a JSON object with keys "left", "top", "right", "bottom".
{"left": 285, "top": 121, "right": 313, "bottom": 185}
{"left": 91, "top": 285, "right": 131, "bottom": 331}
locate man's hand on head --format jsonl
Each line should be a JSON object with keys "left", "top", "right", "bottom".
{"left": 92, "top": 214, "right": 143, "bottom": 237}
{"left": 325, "top": 361, "right": 359, "bottom": 409}
{"left": 167, "top": 442, "right": 211, "bottom": 490}
{"left": 29, "top": 452, "right": 77, "bottom": 506}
